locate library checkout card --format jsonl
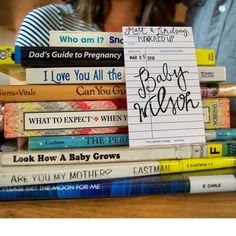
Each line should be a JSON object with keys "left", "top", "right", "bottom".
{"left": 122, "top": 26, "right": 206, "bottom": 147}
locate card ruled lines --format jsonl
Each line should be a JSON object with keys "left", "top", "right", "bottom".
{"left": 122, "top": 26, "right": 206, "bottom": 147}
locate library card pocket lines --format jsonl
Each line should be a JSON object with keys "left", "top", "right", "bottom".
{"left": 122, "top": 26, "right": 206, "bottom": 147}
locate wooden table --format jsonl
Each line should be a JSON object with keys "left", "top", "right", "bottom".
{"left": 0, "top": 192, "right": 236, "bottom": 218}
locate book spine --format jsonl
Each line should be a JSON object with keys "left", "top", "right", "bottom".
{"left": 11, "top": 140, "right": 236, "bottom": 165}
{"left": 2, "top": 83, "right": 235, "bottom": 102}
{"left": 28, "top": 133, "right": 129, "bottom": 150}
{"left": 49, "top": 31, "right": 123, "bottom": 47}
{"left": 0, "top": 145, "right": 196, "bottom": 166}
{"left": 0, "top": 141, "right": 235, "bottom": 166}
{"left": 13, "top": 46, "right": 124, "bottom": 67}
{"left": 4, "top": 100, "right": 128, "bottom": 138}
{"left": 0, "top": 46, "right": 15, "bottom": 65}
{"left": 189, "top": 174, "right": 236, "bottom": 193}
{"left": 27, "top": 66, "right": 226, "bottom": 84}
{"left": 206, "top": 129, "right": 236, "bottom": 141}
{"left": 198, "top": 66, "right": 226, "bottom": 83}
{"left": 3, "top": 98, "right": 227, "bottom": 138}
{"left": 26, "top": 67, "right": 125, "bottom": 84}
{"left": 2, "top": 46, "right": 214, "bottom": 67}
{"left": 195, "top": 49, "right": 216, "bottom": 66}
{"left": 1, "top": 83, "right": 231, "bottom": 102}
{"left": 201, "top": 84, "right": 236, "bottom": 98}
{"left": 202, "top": 98, "right": 231, "bottom": 129}
{"left": 0, "top": 158, "right": 235, "bottom": 187}
{"left": 0, "top": 178, "right": 188, "bottom": 200}
{"left": 0, "top": 84, "right": 126, "bottom": 102}
{"left": 26, "top": 66, "right": 226, "bottom": 84}
{"left": 207, "top": 142, "right": 236, "bottom": 157}
{"left": 1, "top": 171, "right": 236, "bottom": 200}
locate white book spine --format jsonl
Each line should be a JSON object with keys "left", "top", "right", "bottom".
{"left": 198, "top": 66, "right": 226, "bottom": 82}
{"left": 0, "top": 145, "right": 208, "bottom": 166}
{"left": 190, "top": 175, "right": 236, "bottom": 193}
{"left": 26, "top": 67, "right": 226, "bottom": 86}
{"left": 49, "top": 31, "right": 123, "bottom": 47}
{"left": 0, "top": 161, "right": 160, "bottom": 187}
{"left": 26, "top": 67, "right": 125, "bottom": 84}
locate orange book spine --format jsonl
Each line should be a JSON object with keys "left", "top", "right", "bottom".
{"left": 0, "top": 84, "right": 126, "bottom": 102}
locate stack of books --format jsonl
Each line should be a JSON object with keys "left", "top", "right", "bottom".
{"left": 0, "top": 32, "right": 235, "bottom": 200}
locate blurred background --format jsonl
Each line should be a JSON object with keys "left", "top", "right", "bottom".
{"left": 0, "top": 0, "right": 186, "bottom": 45}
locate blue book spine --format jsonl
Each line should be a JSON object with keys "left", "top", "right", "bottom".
{"left": 0, "top": 169, "right": 235, "bottom": 200}
{"left": 28, "top": 133, "right": 129, "bottom": 150}
{"left": 0, "top": 176, "right": 189, "bottom": 200}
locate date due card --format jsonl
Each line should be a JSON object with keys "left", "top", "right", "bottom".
{"left": 122, "top": 26, "right": 206, "bottom": 147}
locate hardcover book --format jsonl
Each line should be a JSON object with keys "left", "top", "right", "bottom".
{"left": 49, "top": 31, "right": 123, "bottom": 48}
{"left": 198, "top": 66, "right": 226, "bottom": 83}
{"left": 26, "top": 66, "right": 225, "bottom": 84}
{"left": 26, "top": 67, "right": 125, "bottom": 84}
{"left": 202, "top": 98, "right": 231, "bottom": 129}
{"left": 201, "top": 83, "right": 236, "bottom": 98}
{"left": 13, "top": 46, "right": 124, "bottom": 67}
{"left": 0, "top": 84, "right": 126, "bottom": 102}
{"left": 4, "top": 100, "right": 128, "bottom": 138}
{"left": 3, "top": 97, "right": 228, "bottom": 137}
{"left": 28, "top": 133, "right": 129, "bottom": 150}
{"left": 0, "top": 46, "right": 216, "bottom": 67}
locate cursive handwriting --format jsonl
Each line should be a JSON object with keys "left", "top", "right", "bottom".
{"left": 124, "top": 27, "right": 190, "bottom": 37}
{"left": 135, "top": 63, "right": 189, "bottom": 99}
{"left": 133, "top": 64, "right": 199, "bottom": 122}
